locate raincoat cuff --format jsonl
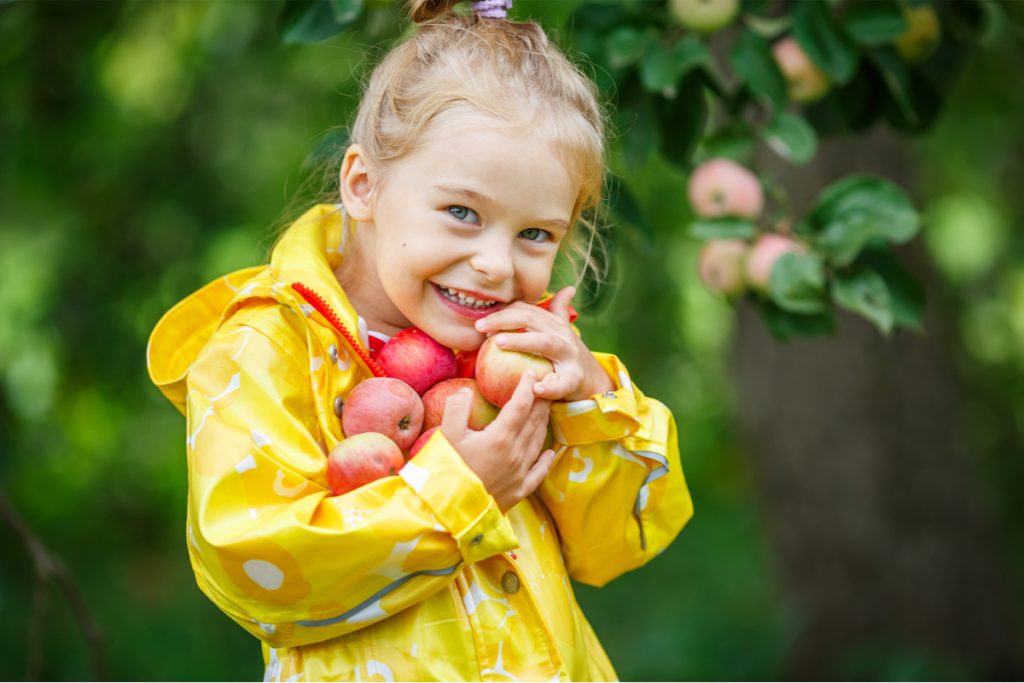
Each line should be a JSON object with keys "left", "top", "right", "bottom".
{"left": 550, "top": 352, "right": 642, "bottom": 446}
{"left": 398, "top": 429, "right": 518, "bottom": 564}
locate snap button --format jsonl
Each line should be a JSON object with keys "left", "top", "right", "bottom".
{"left": 469, "top": 533, "right": 484, "bottom": 546}
{"left": 328, "top": 345, "right": 339, "bottom": 364}
{"left": 333, "top": 396, "right": 344, "bottom": 417}
{"left": 501, "top": 571, "right": 520, "bottom": 595}
{"left": 603, "top": 390, "right": 616, "bottom": 399}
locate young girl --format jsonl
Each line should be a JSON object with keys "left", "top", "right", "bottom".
{"left": 147, "top": 1, "right": 693, "bottom": 679}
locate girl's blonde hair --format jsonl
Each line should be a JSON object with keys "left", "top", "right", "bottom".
{"left": 346, "top": 0, "right": 608, "bottom": 287}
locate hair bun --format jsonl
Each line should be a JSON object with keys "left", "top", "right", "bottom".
{"left": 409, "top": 0, "right": 461, "bottom": 23}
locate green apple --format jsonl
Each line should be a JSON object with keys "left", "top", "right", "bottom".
{"left": 895, "top": 4, "right": 941, "bottom": 63}
{"left": 669, "top": 0, "right": 740, "bottom": 34}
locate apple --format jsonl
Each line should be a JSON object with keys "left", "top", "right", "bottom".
{"left": 455, "top": 348, "right": 478, "bottom": 379}
{"left": 697, "top": 239, "right": 749, "bottom": 297}
{"left": 475, "top": 336, "right": 554, "bottom": 408}
{"left": 669, "top": 0, "right": 739, "bottom": 34}
{"left": 375, "top": 327, "right": 458, "bottom": 395}
{"left": 745, "top": 233, "right": 806, "bottom": 293}
{"left": 772, "top": 37, "right": 830, "bottom": 103}
{"left": 895, "top": 4, "right": 941, "bottom": 63}
{"left": 408, "top": 426, "right": 439, "bottom": 459}
{"left": 327, "top": 432, "right": 405, "bottom": 495}
{"left": 341, "top": 377, "right": 424, "bottom": 451}
{"left": 687, "top": 158, "right": 764, "bottom": 219}
{"left": 422, "top": 378, "right": 499, "bottom": 431}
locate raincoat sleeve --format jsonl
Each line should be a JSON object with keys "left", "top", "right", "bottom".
{"left": 184, "top": 304, "right": 518, "bottom": 648}
{"left": 538, "top": 352, "right": 693, "bottom": 587}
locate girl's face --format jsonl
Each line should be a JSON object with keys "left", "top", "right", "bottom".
{"left": 346, "top": 114, "right": 578, "bottom": 351}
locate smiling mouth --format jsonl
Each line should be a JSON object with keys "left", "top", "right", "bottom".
{"left": 433, "top": 284, "right": 502, "bottom": 310}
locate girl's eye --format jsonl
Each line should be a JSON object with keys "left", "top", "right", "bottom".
{"left": 519, "top": 227, "right": 552, "bottom": 243}
{"left": 447, "top": 206, "right": 479, "bottom": 224}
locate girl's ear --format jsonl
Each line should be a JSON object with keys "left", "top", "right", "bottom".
{"left": 339, "top": 144, "right": 375, "bottom": 221}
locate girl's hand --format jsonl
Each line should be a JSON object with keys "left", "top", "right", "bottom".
{"left": 475, "top": 286, "right": 614, "bottom": 402}
{"left": 441, "top": 371, "right": 555, "bottom": 513}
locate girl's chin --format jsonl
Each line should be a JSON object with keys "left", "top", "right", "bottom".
{"left": 427, "top": 325, "right": 485, "bottom": 352}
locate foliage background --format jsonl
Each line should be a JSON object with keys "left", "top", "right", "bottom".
{"left": 1, "top": 0, "right": 1023, "bottom": 680}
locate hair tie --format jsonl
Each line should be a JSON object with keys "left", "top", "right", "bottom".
{"left": 472, "top": 0, "right": 512, "bottom": 19}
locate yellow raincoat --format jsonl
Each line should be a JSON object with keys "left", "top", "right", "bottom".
{"left": 147, "top": 204, "right": 693, "bottom": 681}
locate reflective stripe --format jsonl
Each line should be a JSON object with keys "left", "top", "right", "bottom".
{"left": 295, "top": 563, "right": 461, "bottom": 627}
{"left": 631, "top": 450, "right": 670, "bottom": 552}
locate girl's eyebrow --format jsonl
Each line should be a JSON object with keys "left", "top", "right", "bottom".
{"left": 433, "top": 184, "right": 570, "bottom": 231}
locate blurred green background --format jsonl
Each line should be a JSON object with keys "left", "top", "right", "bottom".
{"left": 2, "top": 0, "right": 1023, "bottom": 680}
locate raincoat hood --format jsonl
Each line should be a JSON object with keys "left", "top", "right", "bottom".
{"left": 147, "top": 205, "right": 356, "bottom": 415}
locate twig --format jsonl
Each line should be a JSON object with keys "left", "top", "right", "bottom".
{"left": 0, "top": 489, "right": 108, "bottom": 680}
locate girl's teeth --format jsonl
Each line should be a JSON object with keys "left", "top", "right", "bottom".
{"left": 440, "top": 286, "right": 497, "bottom": 309}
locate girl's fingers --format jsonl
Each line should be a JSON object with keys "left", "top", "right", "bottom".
{"left": 520, "top": 449, "right": 557, "bottom": 496}
{"left": 533, "top": 372, "right": 576, "bottom": 400}
{"left": 476, "top": 302, "right": 565, "bottom": 335}
{"left": 491, "top": 371, "right": 538, "bottom": 431}
{"left": 493, "top": 331, "right": 569, "bottom": 361}
{"left": 440, "top": 388, "right": 472, "bottom": 443}
{"left": 547, "top": 286, "right": 576, "bottom": 323}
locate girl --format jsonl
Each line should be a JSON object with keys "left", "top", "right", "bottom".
{"left": 147, "top": 1, "right": 693, "bottom": 680}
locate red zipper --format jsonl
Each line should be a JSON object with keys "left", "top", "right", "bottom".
{"left": 291, "top": 282, "right": 385, "bottom": 378}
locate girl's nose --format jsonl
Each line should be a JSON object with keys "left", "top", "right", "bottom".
{"left": 469, "top": 241, "right": 514, "bottom": 284}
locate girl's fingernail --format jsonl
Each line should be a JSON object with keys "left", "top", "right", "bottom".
{"left": 495, "top": 334, "right": 507, "bottom": 346}
{"left": 475, "top": 320, "right": 486, "bottom": 330}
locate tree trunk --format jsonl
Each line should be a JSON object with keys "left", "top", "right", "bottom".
{"left": 734, "top": 127, "right": 1022, "bottom": 678}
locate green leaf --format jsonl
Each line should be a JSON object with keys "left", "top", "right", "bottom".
{"left": 856, "top": 247, "right": 926, "bottom": 331}
{"left": 758, "top": 300, "right": 836, "bottom": 341}
{"left": 769, "top": 252, "right": 828, "bottom": 314}
{"left": 689, "top": 218, "right": 758, "bottom": 240}
{"left": 616, "top": 76, "right": 660, "bottom": 169}
{"left": 807, "top": 175, "right": 921, "bottom": 265}
{"left": 792, "top": 0, "right": 859, "bottom": 84}
{"left": 640, "top": 41, "right": 678, "bottom": 95}
{"left": 841, "top": 0, "right": 908, "bottom": 45}
{"left": 762, "top": 110, "right": 818, "bottom": 164}
{"left": 872, "top": 48, "right": 944, "bottom": 133}
{"left": 640, "top": 37, "right": 710, "bottom": 97}
{"left": 697, "top": 128, "right": 755, "bottom": 163}
{"left": 729, "top": 29, "right": 788, "bottom": 108}
{"left": 868, "top": 47, "right": 919, "bottom": 127}
{"left": 280, "top": 0, "right": 364, "bottom": 44}
{"left": 831, "top": 266, "right": 894, "bottom": 335}
{"left": 606, "top": 26, "right": 655, "bottom": 69}
{"left": 653, "top": 73, "right": 708, "bottom": 171}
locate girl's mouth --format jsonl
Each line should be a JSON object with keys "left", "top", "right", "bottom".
{"left": 432, "top": 283, "right": 506, "bottom": 320}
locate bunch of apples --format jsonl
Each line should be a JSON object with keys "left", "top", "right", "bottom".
{"left": 326, "top": 328, "right": 553, "bottom": 495}
{"left": 688, "top": 157, "right": 807, "bottom": 300}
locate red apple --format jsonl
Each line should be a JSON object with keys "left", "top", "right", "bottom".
{"left": 772, "top": 37, "right": 829, "bottom": 103}
{"left": 408, "top": 426, "right": 438, "bottom": 459}
{"left": 475, "top": 336, "right": 554, "bottom": 408}
{"left": 745, "top": 233, "right": 806, "bottom": 293}
{"left": 327, "top": 432, "right": 405, "bottom": 495}
{"left": 669, "top": 0, "right": 739, "bottom": 34}
{"left": 375, "top": 328, "right": 457, "bottom": 395}
{"left": 697, "top": 239, "right": 749, "bottom": 297}
{"left": 341, "top": 377, "right": 424, "bottom": 451}
{"left": 422, "top": 378, "right": 499, "bottom": 431}
{"left": 687, "top": 158, "right": 764, "bottom": 219}
{"left": 455, "top": 348, "right": 478, "bottom": 379}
